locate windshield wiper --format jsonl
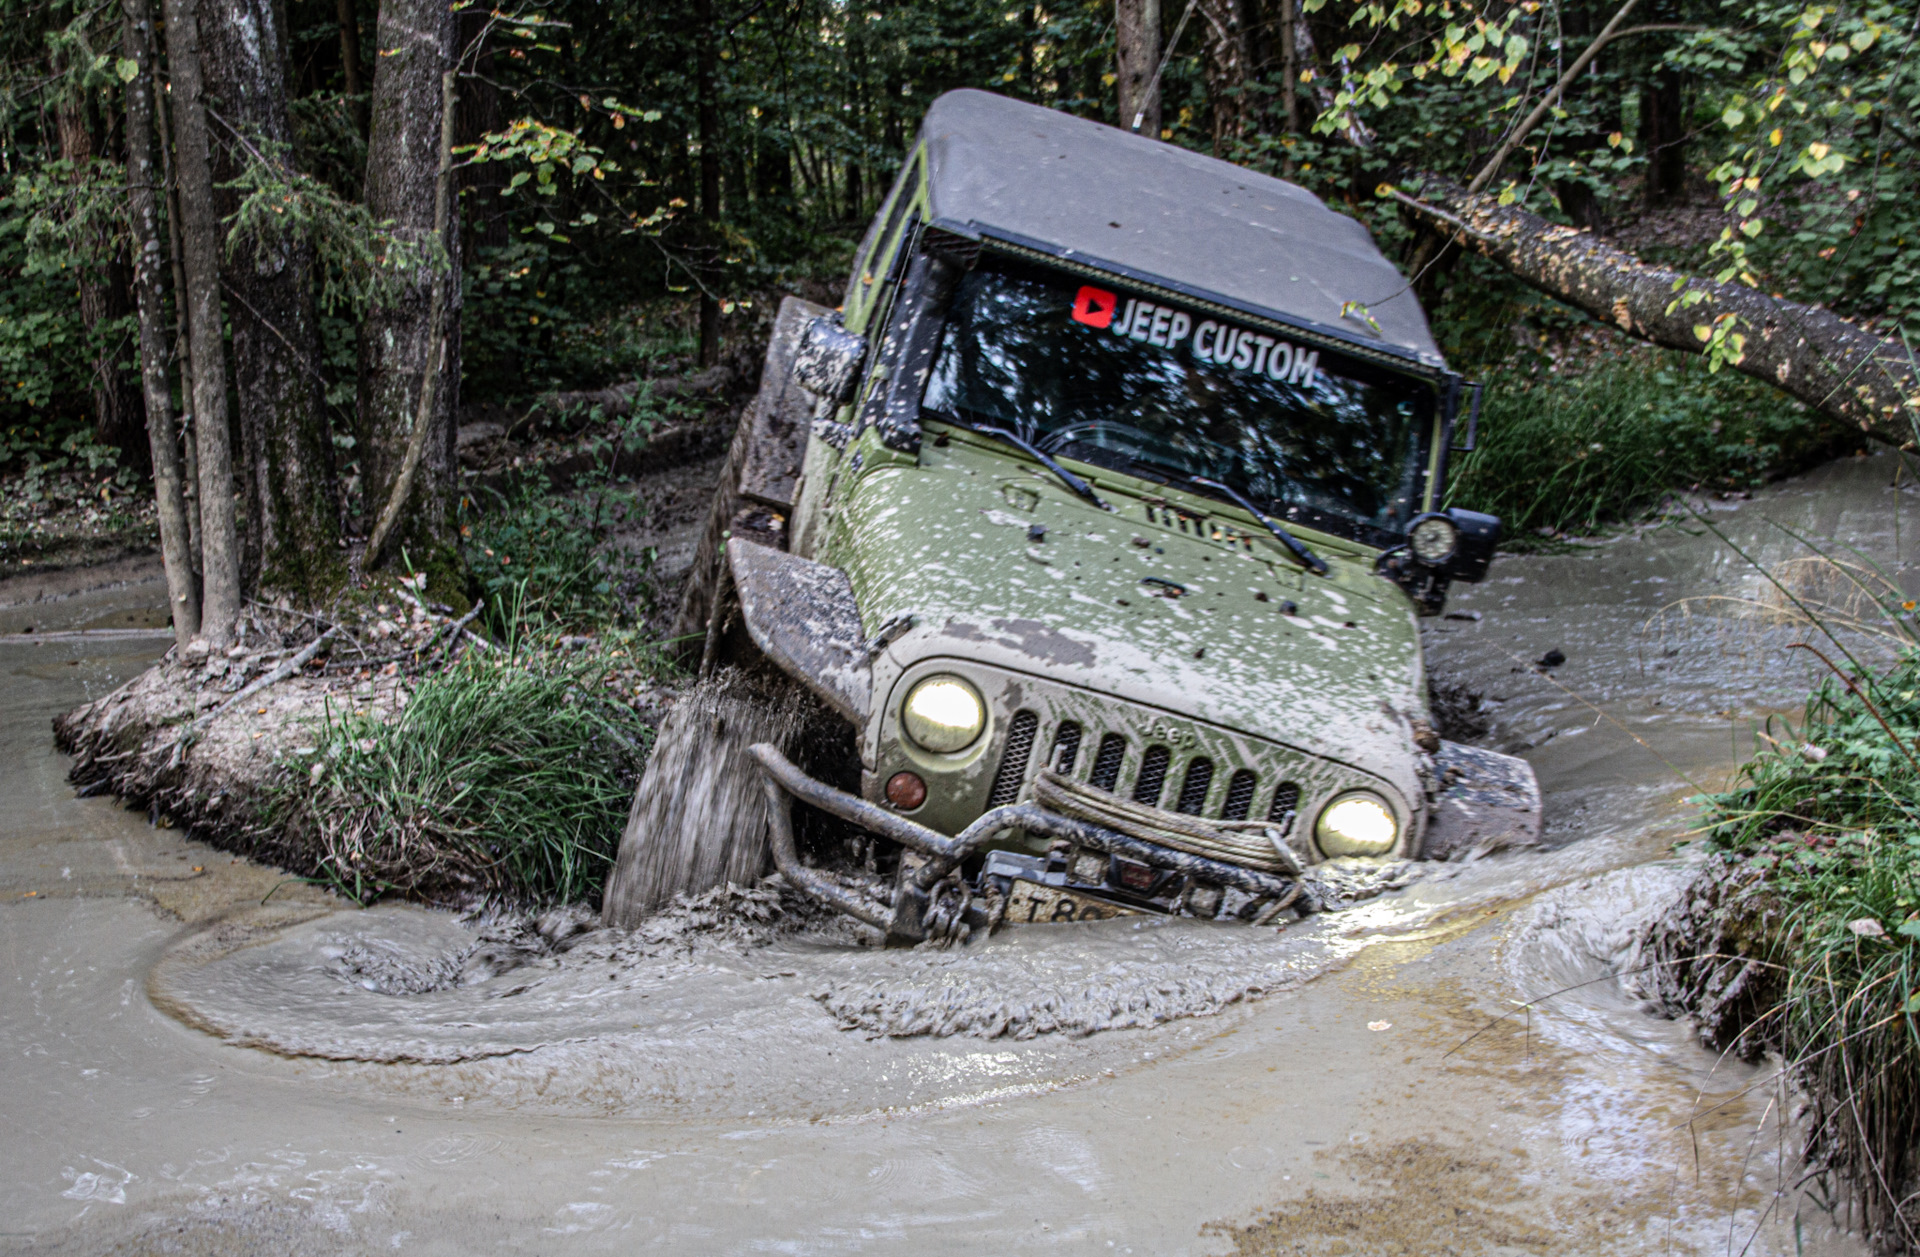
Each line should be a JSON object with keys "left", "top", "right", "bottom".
{"left": 976, "top": 426, "right": 1111, "bottom": 511}
{"left": 1188, "top": 476, "right": 1329, "bottom": 576}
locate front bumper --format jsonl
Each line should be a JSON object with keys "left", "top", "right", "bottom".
{"left": 750, "top": 744, "right": 1304, "bottom": 945}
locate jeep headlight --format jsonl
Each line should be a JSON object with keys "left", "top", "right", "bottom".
{"left": 1314, "top": 792, "right": 1399, "bottom": 857}
{"left": 901, "top": 675, "right": 986, "bottom": 753}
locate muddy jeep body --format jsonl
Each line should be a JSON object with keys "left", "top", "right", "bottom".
{"left": 643, "top": 90, "right": 1538, "bottom": 941}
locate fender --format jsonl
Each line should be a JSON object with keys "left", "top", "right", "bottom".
{"left": 726, "top": 537, "right": 872, "bottom": 725}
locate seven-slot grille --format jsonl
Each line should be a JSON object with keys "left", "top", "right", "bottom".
{"left": 990, "top": 710, "right": 1300, "bottom": 829}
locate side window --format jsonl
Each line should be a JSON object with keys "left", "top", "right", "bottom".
{"left": 845, "top": 149, "right": 923, "bottom": 330}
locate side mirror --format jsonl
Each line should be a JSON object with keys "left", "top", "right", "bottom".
{"left": 1378, "top": 506, "right": 1503, "bottom": 613}
{"left": 793, "top": 316, "right": 868, "bottom": 406}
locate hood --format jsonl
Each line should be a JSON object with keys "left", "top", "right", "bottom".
{"left": 830, "top": 429, "right": 1428, "bottom": 776}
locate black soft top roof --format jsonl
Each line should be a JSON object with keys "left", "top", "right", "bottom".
{"left": 919, "top": 90, "right": 1444, "bottom": 371}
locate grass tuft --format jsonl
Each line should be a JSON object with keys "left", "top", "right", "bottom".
{"left": 269, "top": 646, "right": 658, "bottom": 907}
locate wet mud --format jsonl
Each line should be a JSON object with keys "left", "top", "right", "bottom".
{"left": 6, "top": 454, "right": 1914, "bottom": 1253}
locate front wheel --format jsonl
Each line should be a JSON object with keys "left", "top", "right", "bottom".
{"left": 600, "top": 668, "right": 804, "bottom": 927}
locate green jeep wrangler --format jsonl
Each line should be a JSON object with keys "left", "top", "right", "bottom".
{"left": 600, "top": 89, "right": 1539, "bottom": 942}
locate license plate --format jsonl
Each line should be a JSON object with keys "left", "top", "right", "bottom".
{"left": 1003, "top": 878, "right": 1140, "bottom": 925}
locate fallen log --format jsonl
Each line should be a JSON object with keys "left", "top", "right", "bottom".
{"left": 1390, "top": 176, "right": 1920, "bottom": 445}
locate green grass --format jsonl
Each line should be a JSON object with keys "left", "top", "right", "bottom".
{"left": 270, "top": 646, "right": 658, "bottom": 906}
{"left": 1447, "top": 351, "right": 1846, "bottom": 548}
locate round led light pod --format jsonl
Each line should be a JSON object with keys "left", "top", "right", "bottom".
{"left": 1408, "top": 513, "right": 1459, "bottom": 564}
{"left": 1314, "top": 791, "right": 1400, "bottom": 858}
{"left": 901, "top": 675, "right": 986, "bottom": 753}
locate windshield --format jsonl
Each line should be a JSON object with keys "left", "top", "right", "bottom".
{"left": 920, "top": 256, "right": 1438, "bottom": 547}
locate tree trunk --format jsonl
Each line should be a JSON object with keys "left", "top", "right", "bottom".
{"left": 754, "top": 128, "right": 790, "bottom": 210}
{"left": 1279, "top": 0, "right": 1298, "bottom": 157}
{"left": 694, "top": 0, "right": 721, "bottom": 367}
{"left": 455, "top": 6, "right": 507, "bottom": 253}
{"left": 201, "top": 0, "right": 343, "bottom": 604}
{"left": 1640, "top": 71, "right": 1688, "bottom": 206}
{"left": 336, "top": 0, "right": 367, "bottom": 135}
{"left": 53, "top": 80, "right": 147, "bottom": 475}
{"left": 1198, "top": 0, "right": 1251, "bottom": 154}
{"left": 365, "top": 71, "right": 455, "bottom": 569}
{"left": 356, "top": 0, "right": 459, "bottom": 571}
{"left": 1397, "top": 176, "right": 1920, "bottom": 445}
{"left": 122, "top": 0, "right": 200, "bottom": 647}
{"left": 151, "top": 59, "right": 202, "bottom": 572}
{"left": 1116, "top": 0, "right": 1161, "bottom": 137}
{"left": 161, "top": 0, "right": 243, "bottom": 645}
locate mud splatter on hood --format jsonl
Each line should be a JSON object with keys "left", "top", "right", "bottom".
{"left": 827, "top": 433, "right": 1427, "bottom": 773}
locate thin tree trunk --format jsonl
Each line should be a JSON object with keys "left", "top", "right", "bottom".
{"left": 1393, "top": 176, "right": 1920, "bottom": 445}
{"left": 1197, "top": 0, "right": 1251, "bottom": 154}
{"left": 455, "top": 6, "right": 507, "bottom": 252}
{"left": 357, "top": 0, "right": 459, "bottom": 572}
{"left": 1116, "top": 0, "right": 1161, "bottom": 136}
{"left": 151, "top": 54, "right": 202, "bottom": 572}
{"left": 201, "top": 0, "right": 343, "bottom": 603}
{"left": 336, "top": 0, "right": 367, "bottom": 134}
{"left": 161, "top": 0, "right": 243, "bottom": 644}
{"left": 1280, "top": 0, "right": 1298, "bottom": 166}
{"left": 53, "top": 76, "right": 147, "bottom": 474}
{"left": 123, "top": 0, "right": 199, "bottom": 647}
{"left": 694, "top": 0, "right": 721, "bottom": 367}
{"left": 366, "top": 71, "right": 454, "bottom": 566}
{"left": 1640, "top": 70, "right": 1688, "bottom": 206}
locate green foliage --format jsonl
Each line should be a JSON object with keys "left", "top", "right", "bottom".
{"left": 1301, "top": 0, "right": 1920, "bottom": 370}
{"left": 461, "top": 475, "right": 655, "bottom": 636}
{"left": 1445, "top": 348, "right": 1844, "bottom": 544}
{"left": 1678, "top": 0, "right": 1920, "bottom": 325}
{"left": 0, "top": 184, "right": 115, "bottom": 469}
{"left": 275, "top": 648, "right": 656, "bottom": 905}
{"left": 224, "top": 133, "right": 430, "bottom": 315}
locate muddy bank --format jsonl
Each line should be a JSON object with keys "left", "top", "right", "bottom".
{"left": 48, "top": 450, "right": 725, "bottom": 890}
{"left": 51, "top": 619, "right": 430, "bottom": 872}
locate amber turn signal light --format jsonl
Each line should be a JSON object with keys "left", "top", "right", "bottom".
{"left": 885, "top": 771, "right": 928, "bottom": 810}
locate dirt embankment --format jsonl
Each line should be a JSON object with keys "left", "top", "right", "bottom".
{"left": 54, "top": 631, "right": 414, "bottom": 876}
{"left": 1636, "top": 860, "right": 1920, "bottom": 1255}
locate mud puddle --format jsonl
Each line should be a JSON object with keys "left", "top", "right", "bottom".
{"left": 6, "top": 454, "right": 1914, "bottom": 1253}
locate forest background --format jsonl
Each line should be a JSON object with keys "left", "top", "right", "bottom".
{"left": 0, "top": 0, "right": 1915, "bottom": 635}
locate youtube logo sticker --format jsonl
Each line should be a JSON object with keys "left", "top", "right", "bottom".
{"left": 1070, "top": 285, "right": 1118, "bottom": 329}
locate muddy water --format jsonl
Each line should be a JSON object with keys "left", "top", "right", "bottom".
{"left": 5, "top": 456, "right": 1912, "bottom": 1255}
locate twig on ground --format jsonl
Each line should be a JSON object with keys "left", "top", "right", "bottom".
{"left": 395, "top": 582, "right": 492, "bottom": 654}
{"left": 435, "top": 599, "right": 487, "bottom": 662}
{"left": 169, "top": 628, "right": 337, "bottom": 765}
